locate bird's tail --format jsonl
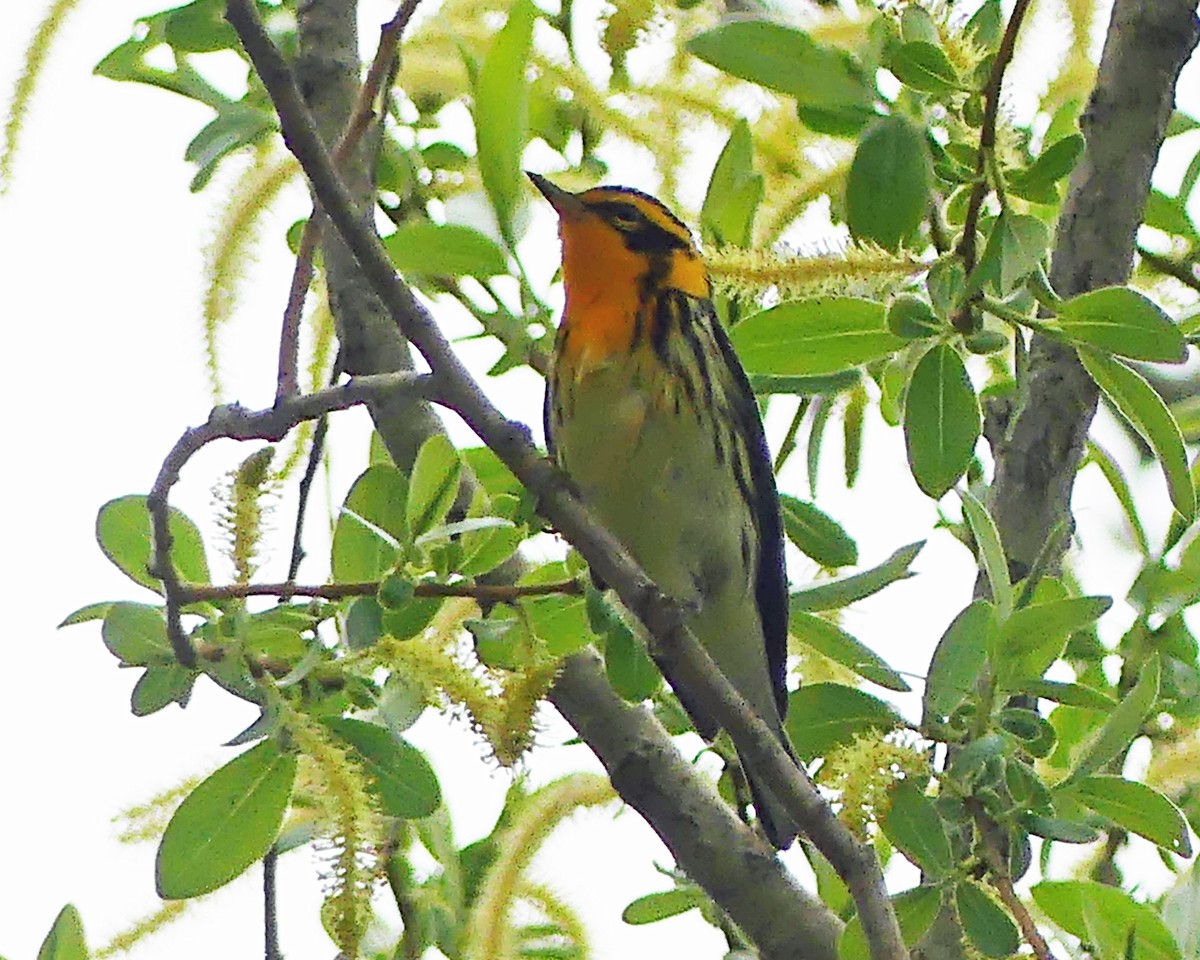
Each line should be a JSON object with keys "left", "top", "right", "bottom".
{"left": 741, "top": 729, "right": 801, "bottom": 850}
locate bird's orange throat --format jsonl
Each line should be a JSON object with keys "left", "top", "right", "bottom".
{"left": 555, "top": 217, "right": 709, "bottom": 370}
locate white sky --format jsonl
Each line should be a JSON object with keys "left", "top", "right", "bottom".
{"left": 3, "top": 1, "right": 1200, "bottom": 959}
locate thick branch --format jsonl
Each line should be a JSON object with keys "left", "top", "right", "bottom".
{"left": 225, "top": 3, "right": 900, "bottom": 956}
{"left": 988, "top": 0, "right": 1200, "bottom": 579}
{"left": 551, "top": 650, "right": 842, "bottom": 960}
{"left": 294, "top": 0, "right": 445, "bottom": 470}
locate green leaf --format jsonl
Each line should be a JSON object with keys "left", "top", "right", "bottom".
{"left": 603, "top": 618, "right": 660, "bottom": 702}
{"left": 156, "top": 740, "right": 296, "bottom": 899}
{"left": 1062, "top": 656, "right": 1159, "bottom": 787}
{"left": 384, "top": 222, "right": 508, "bottom": 278}
{"left": 621, "top": 887, "right": 705, "bottom": 925}
{"left": 687, "top": 22, "right": 876, "bottom": 135}
{"left": 747, "top": 371, "right": 863, "bottom": 395}
{"left": 792, "top": 612, "right": 910, "bottom": 691}
{"left": 888, "top": 295, "right": 943, "bottom": 339}
{"left": 956, "top": 880, "right": 1019, "bottom": 958}
{"left": 923, "top": 599, "right": 995, "bottom": 723}
{"left": 131, "top": 665, "right": 196, "bottom": 716}
{"left": 1079, "top": 349, "right": 1195, "bottom": 522}
{"left": 846, "top": 116, "right": 931, "bottom": 250}
{"left": 524, "top": 593, "right": 592, "bottom": 656}
{"left": 904, "top": 343, "right": 981, "bottom": 499}
{"left": 1086, "top": 441, "right": 1149, "bottom": 556}
{"left": 331, "top": 465, "right": 409, "bottom": 582}
{"left": 185, "top": 107, "right": 274, "bottom": 191}
{"left": 731, "top": 298, "right": 904, "bottom": 376}
{"left": 839, "top": 886, "right": 941, "bottom": 960}
{"left": 1009, "top": 134, "right": 1084, "bottom": 201}
{"left": 1022, "top": 814, "right": 1101, "bottom": 844}
{"left": 1161, "top": 867, "right": 1200, "bottom": 960}
{"left": 473, "top": 0, "right": 535, "bottom": 240}
{"left": 1033, "top": 880, "right": 1182, "bottom": 960}
{"left": 1040, "top": 287, "right": 1186, "bottom": 363}
{"left": 1065, "top": 776, "right": 1191, "bottom": 855}
{"left": 58, "top": 601, "right": 114, "bottom": 628}
{"left": 701, "top": 119, "right": 763, "bottom": 247}
{"left": 889, "top": 41, "right": 962, "bottom": 94}
{"left": 407, "top": 435, "right": 462, "bottom": 541}
{"left": 102, "top": 603, "right": 173, "bottom": 666}
{"left": 785, "top": 683, "right": 904, "bottom": 762}
{"left": 97, "top": 495, "right": 210, "bottom": 593}
{"left": 881, "top": 781, "right": 952, "bottom": 877}
{"left": 37, "top": 905, "right": 87, "bottom": 960}
{"left": 790, "top": 541, "right": 924, "bottom": 611}
{"left": 779, "top": 495, "right": 857, "bottom": 568}
{"left": 960, "top": 490, "right": 1012, "bottom": 620}
{"left": 326, "top": 718, "right": 441, "bottom": 818}
{"left": 994, "top": 596, "right": 1112, "bottom": 688}
{"left": 975, "top": 212, "right": 1048, "bottom": 295}
{"left": 1018, "top": 679, "right": 1116, "bottom": 711}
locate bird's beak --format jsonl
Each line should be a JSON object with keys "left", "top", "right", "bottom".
{"left": 526, "top": 171, "right": 588, "bottom": 221}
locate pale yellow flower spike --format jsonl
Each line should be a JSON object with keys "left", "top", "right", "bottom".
{"left": 463, "top": 774, "right": 617, "bottom": 960}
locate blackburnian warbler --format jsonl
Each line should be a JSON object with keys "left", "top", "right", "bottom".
{"left": 529, "top": 172, "right": 798, "bottom": 849}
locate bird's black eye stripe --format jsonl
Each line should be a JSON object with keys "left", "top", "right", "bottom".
{"left": 592, "top": 201, "right": 647, "bottom": 230}
{"left": 590, "top": 200, "right": 688, "bottom": 254}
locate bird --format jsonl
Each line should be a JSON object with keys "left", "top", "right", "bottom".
{"left": 528, "top": 171, "right": 798, "bottom": 848}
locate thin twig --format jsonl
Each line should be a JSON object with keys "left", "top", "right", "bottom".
{"left": 973, "top": 808, "right": 1056, "bottom": 960}
{"left": 147, "top": 372, "right": 433, "bottom": 662}
{"left": 286, "top": 359, "right": 340, "bottom": 582}
{"left": 1138, "top": 245, "right": 1200, "bottom": 292}
{"left": 222, "top": 5, "right": 906, "bottom": 956}
{"left": 274, "top": 0, "right": 426, "bottom": 399}
{"left": 264, "top": 848, "right": 283, "bottom": 960}
{"left": 954, "top": 0, "right": 1034, "bottom": 330}
{"left": 177, "top": 577, "right": 582, "bottom": 604}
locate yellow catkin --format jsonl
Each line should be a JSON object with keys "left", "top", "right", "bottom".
{"left": 201, "top": 150, "right": 299, "bottom": 400}
{"left": 1146, "top": 733, "right": 1200, "bottom": 796}
{"left": 516, "top": 880, "right": 590, "bottom": 958}
{"left": 0, "top": 0, "right": 82, "bottom": 194}
{"left": 215, "top": 446, "right": 275, "bottom": 584}
{"left": 463, "top": 774, "right": 616, "bottom": 960}
{"left": 94, "top": 900, "right": 189, "bottom": 959}
{"left": 820, "top": 734, "right": 930, "bottom": 838}
{"left": 284, "top": 705, "right": 381, "bottom": 958}
{"left": 707, "top": 243, "right": 927, "bottom": 303}
{"left": 112, "top": 775, "right": 205, "bottom": 844}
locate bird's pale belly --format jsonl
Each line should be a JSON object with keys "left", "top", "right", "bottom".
{"left": 553, "top": 363, "right": 754, "bottom": 611}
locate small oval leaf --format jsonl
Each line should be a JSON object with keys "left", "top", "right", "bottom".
{"left": 156, "top": 740, "right": 296, "bottom": 899}
{"left": 904, "top": 343, "right": 981, "bottom": 498}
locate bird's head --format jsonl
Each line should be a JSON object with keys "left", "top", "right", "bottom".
{"left": 527, "top": 172, "right": 710, "bottom": 302}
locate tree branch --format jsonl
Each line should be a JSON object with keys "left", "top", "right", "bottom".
{"left": 147, "top": 372, "right": 433, "bottom": 664}
{"left": 954, "top": 0, "right": 1033, "bottom": 289}
{"left": 176, "top": 578, "right": 582, "bottom": 603}
{"left": 987, "top": 0, "right": 1200, "bottom": 580}
{"left": 224, "top": 3, "right": 903, "bottom": 956}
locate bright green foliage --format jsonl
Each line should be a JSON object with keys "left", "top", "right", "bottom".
{"left": 156, "top": 740, "right": 297, "bottom": 899}
{"left": 25, "top": 0, "right": 1200, "bottom": 955}
{"left": 779, "top": 494, "right": 858, "bottom": 568}
{"left": 846, "top": 116, "right": 932, "bottom": 250}
{"left": 903, "top": 343, "right": 981, "bottom": 498}
{"left": 785, "top": 683, "right": 903, "bottom": 761}
{"left": 37, "top": 906, "right": 87, "bottom": 960}
{"left": 1033, "top": 881, "right": 1182, "bottom": 960}
{"left": 731, "top": 298, "right": 904, "bottom": 375}
{"left": 838, "top": 886, "right": 941, "bottom": 960}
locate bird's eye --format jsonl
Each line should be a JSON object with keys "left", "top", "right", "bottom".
{"left": 610, "top": 209, "right": 644, "bottom": 231}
